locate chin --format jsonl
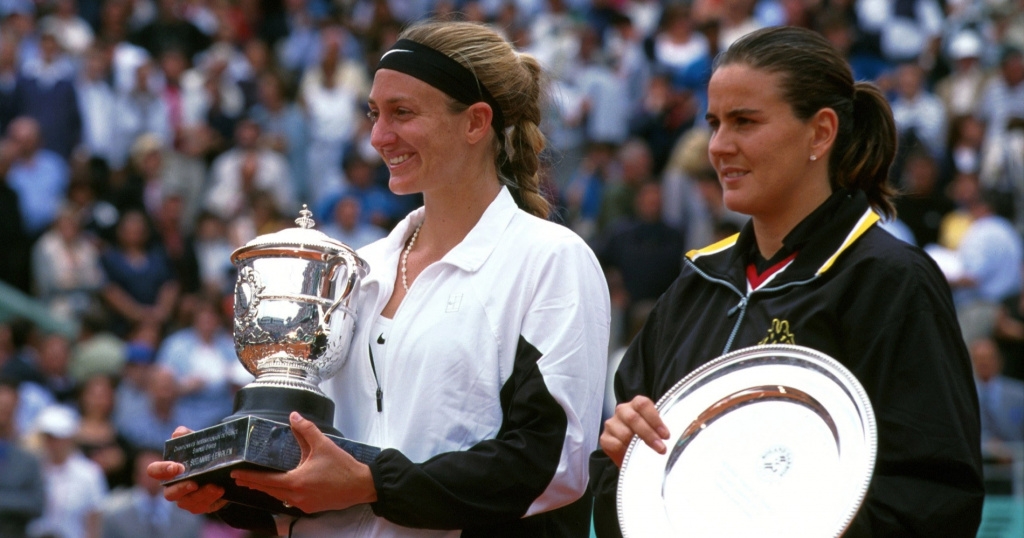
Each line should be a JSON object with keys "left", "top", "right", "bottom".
{"left": 722, "top": 192, "right": 755, "bottom": 216}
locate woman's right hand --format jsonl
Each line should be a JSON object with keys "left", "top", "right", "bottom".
{"left": 146, "top": 426, "right": 229, "bottom": 514}
{"left": 599, "top": 396, "right": 670, "bottom": 468}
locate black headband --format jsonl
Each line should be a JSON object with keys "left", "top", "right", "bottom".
{"left": 376, "top": 39, "right": 505, "bottom": 133}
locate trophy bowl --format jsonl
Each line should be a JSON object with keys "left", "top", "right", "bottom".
{"left": 230, "top": 207, "right": 368, "bottom": 395}
{"left": 162, "top": 207, "right": 380, "bottom": 515}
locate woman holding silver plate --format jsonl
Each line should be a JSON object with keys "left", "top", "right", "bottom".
{"left": 149, "top": 20, "right": 611, "bottom": 537}
{"left": 590, "top": 26, "right": 984, "bottom": 537}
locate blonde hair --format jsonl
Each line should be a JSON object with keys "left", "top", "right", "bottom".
{"left": 398, "top": 21, "right": 550, "bottom": 219}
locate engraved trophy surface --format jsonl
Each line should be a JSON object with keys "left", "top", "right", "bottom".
{"left": 162, "top": 206, "right": 379, "bottom": 515}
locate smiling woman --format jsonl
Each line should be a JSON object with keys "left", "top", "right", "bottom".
{"left": 591, "top": 26, "right": 984, "bottom": 538}
{"left": 150, "top": 19, "right": 612, "bottom": 538}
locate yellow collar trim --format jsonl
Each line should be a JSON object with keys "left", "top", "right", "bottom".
{"left": 816, "top": 209, "right": 881, "bottom": 275}
{"left": 686, "top": 233, "right": 740, "bottom": 261}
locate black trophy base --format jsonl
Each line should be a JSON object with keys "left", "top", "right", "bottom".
{"left": 162, "top": 386, "right": 381, "bottom": 516}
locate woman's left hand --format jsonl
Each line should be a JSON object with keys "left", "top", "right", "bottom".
{"left": 230, "top": 412, "right": 378, "bottom": 514}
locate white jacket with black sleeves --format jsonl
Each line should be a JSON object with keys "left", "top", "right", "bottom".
{"left": 291, "top": 186, "right": 611, "bottom": 537}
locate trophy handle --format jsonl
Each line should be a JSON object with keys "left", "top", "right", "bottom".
{"left": 323, "top": 251, "right": 360, "bottom": 324}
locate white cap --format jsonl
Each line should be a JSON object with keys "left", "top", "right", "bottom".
{"left": 34, "top": 404, "right": 80, "bottom": 438}
{"left": 949, "top": 31, "right": 983, "bottom": 60}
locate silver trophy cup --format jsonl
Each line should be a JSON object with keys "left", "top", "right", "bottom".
{"left": 163, "top": 207, "right": 380, "bottom": 515}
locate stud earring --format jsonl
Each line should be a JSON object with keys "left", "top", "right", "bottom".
{"left": 810, "top": 154, "right": 817, "bottom": 161}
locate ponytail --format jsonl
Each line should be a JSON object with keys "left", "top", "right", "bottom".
{"left": 832, "top": 83, "right": 897, "bottom": 219}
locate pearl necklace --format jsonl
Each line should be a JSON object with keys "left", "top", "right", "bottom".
{"left": 401, "top": 224, "right": 422, "bottom": 292}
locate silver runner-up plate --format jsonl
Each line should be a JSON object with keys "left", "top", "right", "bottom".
{"left": 617, "top": 344, "right": 877, "bottom": 537}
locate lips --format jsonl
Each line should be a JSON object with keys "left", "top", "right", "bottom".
{"left": 717, "top": 166, "right": 748, "bottom": 183}
{"left": 388, "top": 153, "right": 411, "bottom": 166}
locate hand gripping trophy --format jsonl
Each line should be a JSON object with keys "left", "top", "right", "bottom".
{"left": 162, "top": 206, "right": 379, "bottom": 515}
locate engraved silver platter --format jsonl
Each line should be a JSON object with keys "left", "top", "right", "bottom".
{"left": 617, "top": 344, "right": 876, "bottom": 537}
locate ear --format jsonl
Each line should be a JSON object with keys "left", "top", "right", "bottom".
{"left": 464, "top": 102, "right": 495, "bottom": 145}
{"left": 809, "top": 107, "right": 839, "bottom": 160}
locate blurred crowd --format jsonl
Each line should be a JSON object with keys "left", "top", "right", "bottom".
{"left": 0, "top": 0, "right": 1023, "bottom": 537}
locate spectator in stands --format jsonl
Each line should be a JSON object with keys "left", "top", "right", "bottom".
{"left": 319, "top": 192, "right": 387, "bottom": 249}
{"left": 980, "top": 116, "right": 1024, "bottom": 236}
{"left": 0, "top": 376, "right": 45, "bottom": 538}
{"left": 628, "top": 69, "right": 699, "bottom": 176}
{"left": 564, "top": 141, "right": 618, "bottom": 242}
{"left": 154, "top": 295, "right": 246, "bottom": 431}
{"left": 129, "top": 0, "right": 211, "bottom": 62}
{"left": 115, "top": 365, "right": 186, "bottom": 454}
{"left": 943, "top": 113, "right": 987, "bottom": 186}
{"left": 951, "top": 188, "right": 1024, "bottom": 346}
{"left": 893, "top": 144, "right": 955, "bottom": 247}
{"left": 185, "top": 210, "right": 234, "bottom": 295}
{"left": 110, "top": 59, "right": 172, "bottom": 172}
{"left": 598, "top": 138, "right": 655, "bottom": 232}
{"left": 890, "top": 61, "right": 948, "bottom": 160}
{"left": 970, "top": 337, "right": 1024, "bottom": 458}
{"left": 30, "top": 203, "right": 105, "bottom": 320}
{"left": 645, "top": 3, "right": 711, "bottom": 99}
{"left": 249, "top": 70, "right": 310, "bottom": 204}
{"left": 27, "top": 403, "right": 108, "bottom": 538}
{"left": 935, "top": 29, "right": 993, "bottom": 120}
{"left": 100, "top": 448, "right": 204, "bottom": 538}
{"left": 715, "top": 0, "right": 763, "bottom": 51}
{"left": 99, "top": 209, "right": 180, "bottom": 337}
{"left": 76, "top": 42, "right": 119, "bottom": 168}
{"left": 854, "top": 0, "right": 944, "bottom": 66}
{"left": 978, "top": 46, "right": 1024, "bottom": 145}
{"left": 11, "top": 25, "right": 81, "bottom": 160}
{"left": 596, "top": 180, "right": 685, "bottom": 348}
{"left": 38, "top": 0, "right": 94, "bottom": 59}
{"left": 299, "top": 24, "right": 368, "bottom": 206}
{"left": 179, "top": 44, "right": 245, "bottom": 144}
{"left": 110, "top": 340, "right": 155, "bottom": 435}
{"left": 73, "top": 373, "right": 131, "bottom": 490}
{"left": 203, "top": 117, "right": 295, "bottom": 224}
{"left": 4, "top": 116, "right": 70, "bottom": 239}
{"left": 68, "top": 308, "right": 125, "bottom": 384}
{"left": 21, "top": 332, "right": 77, "bottom": 406}
{"left": 155, "top": 47, "right": 190, "bottom": 144}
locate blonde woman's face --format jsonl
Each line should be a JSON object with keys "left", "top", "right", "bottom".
{"left": 705, "top": 64, "right": 822, "bottom": 223}
{"left": 367, "top": 69, "right": 468, "bottom": 197}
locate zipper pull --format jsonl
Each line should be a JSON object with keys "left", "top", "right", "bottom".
{"left": 728, "top": 296, "right": 748, "bottom": 317}
{"left": 376, "top": 388, "right": 383, "bottom": 412}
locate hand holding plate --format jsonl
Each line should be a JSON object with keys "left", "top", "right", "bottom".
{"left": 600, "top": 395, "right": 670, "bottom": 467}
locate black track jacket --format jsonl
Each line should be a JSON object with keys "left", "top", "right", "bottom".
{"left": 591, "top": 190, "right": 984, "bottom": 537}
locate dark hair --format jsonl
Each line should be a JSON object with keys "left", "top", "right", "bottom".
{"left": 397, "top": 21, "right": 551, "bottom": 219}
{"left": 713, "top": 26, "right": 897, "bottom": 218}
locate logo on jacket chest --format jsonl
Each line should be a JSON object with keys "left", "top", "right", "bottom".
{"left": 759, "top": 318, "right": 796, "bottom": 345}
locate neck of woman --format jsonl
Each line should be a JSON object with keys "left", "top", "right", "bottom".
{"left": 417, "top": 161, "right": 503, "bottom": 257}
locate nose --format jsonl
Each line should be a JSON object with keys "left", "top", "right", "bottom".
{"left": 706, "top": 127, "right": 733, "bottom": 164}
{"left": 370, "top": 117, "right": 395, "bottom": 151}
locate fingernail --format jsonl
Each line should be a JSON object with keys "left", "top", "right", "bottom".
{"left": 658, "top": 427, "right": 670, "bottom": 439}
{"left": 654, "top": 440, "right": 666, "bottom": 454}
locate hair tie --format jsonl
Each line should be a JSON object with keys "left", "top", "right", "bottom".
{"left": 376, "top": 39, "right": 505, "bottom": 133}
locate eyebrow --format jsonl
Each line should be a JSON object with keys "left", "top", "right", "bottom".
{"left": 367, "top": 95, "right": 412, "bottom": 107}
{"left": 705, "top": 108, "right": 762, "bottom": 122}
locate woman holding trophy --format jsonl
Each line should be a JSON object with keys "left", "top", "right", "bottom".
{"left": 149, "top": 20, "right": 612, "bottom": 537}
{"left": 590, "top": 27, "right": 984, "bottom": 537}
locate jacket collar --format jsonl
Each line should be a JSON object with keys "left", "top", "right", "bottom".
{"left": 362, "top": 186, "right": 518, "bottom": 282}
{"left": 686, "top": 190, "right": 881, "bottom": 288}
